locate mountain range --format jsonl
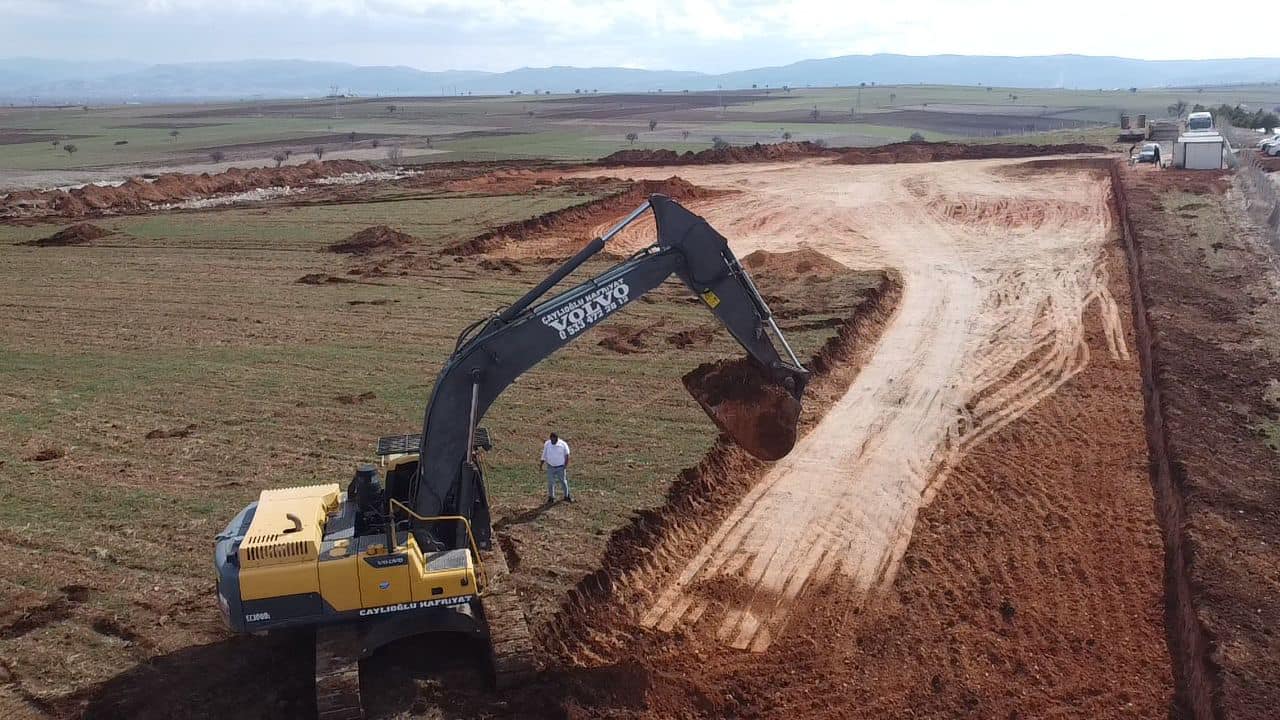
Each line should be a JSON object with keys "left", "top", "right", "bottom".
{"left": 2, "top": 55, "right": 1278, "bottom": 102}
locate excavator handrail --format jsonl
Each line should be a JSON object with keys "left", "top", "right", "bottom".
{"left": 387, "top": 498, "right": 490, "bottom": 592}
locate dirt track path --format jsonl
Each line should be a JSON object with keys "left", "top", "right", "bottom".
{"left": 567, "top": 158, "right": 1122, "bottom": 651}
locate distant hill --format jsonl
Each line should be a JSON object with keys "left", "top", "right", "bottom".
{"left": 2, "top": 54, "right": 1278, "bottom": 102}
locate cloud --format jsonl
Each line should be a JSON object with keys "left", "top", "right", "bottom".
{"left": 3, "top": 0, "right": 1277, "bottom": 71}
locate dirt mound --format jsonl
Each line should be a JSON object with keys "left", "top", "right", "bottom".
{"left": 21, "top": 223, "right": 112, "bottom": 246}
{"left": 295, "top": 273, "right": 357, "bottom": 284}
{"left": 597, "top": 321, "right": 664, "bottom": 354}
{"left": 145, "top": 424, "right": 196, "bottom": 440}
{"left": 665, "top": 325, "right": 718, "bottom": 348}
{"left": 836, "top": 141, "right": 1108, "bottom": 166}
{"left": 683, "top": 357, "right": 803, "bottom": 462}
{"left": 441, "top": 176, "right": 720, "bottom": 256}
{"left": 0, "top": 159, "right": 376, "bottom": 219}
{"left": 477, "top": 258, "right": 525, "bottom": 274}
{"left": 741, "top": 247, "right": 848, "bottom": 281}
{"left": 600, "top": 141, "right": 831, "bottom": 166}
{"left": 443, "top": 168, "right": 545, "bottom": 194}
{"left": 327, "top": 225, "right": 415, "bottom": 255}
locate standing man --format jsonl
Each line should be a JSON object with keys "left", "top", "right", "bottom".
{"left": 539, "top": 432, "right": 573, "bottom": 503}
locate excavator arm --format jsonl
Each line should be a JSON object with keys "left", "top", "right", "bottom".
{"left": 410, "top": 195, "right": 808, "bottom": 549}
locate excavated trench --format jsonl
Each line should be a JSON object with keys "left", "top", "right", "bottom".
{"left": 539, "top": 273, "right": 903, "bottom": 665}
{"left": 522, "top": 157, "right": 1210, "bottom": 719}
{"left": 1107, "top": 159, "right": 1219, "bottom": 720}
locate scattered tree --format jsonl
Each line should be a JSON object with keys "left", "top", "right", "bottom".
{"left": 425, "top": 136, "right": 432, "bottom": 148}
{"left": 648, "top": 119, "right": 658, "bottom": 132}
{"left": 782, "top": 131, "right": 792, "bottom": 141}
{"left": 574, "top": 89, "right": 581, "bottom": 94}
{"left": 50, "top": 139, "right": 60, "bottom": 150}
{"left": 889, "top": 92, "right": 897, "bottom": 104}
{"left": 347, "top": 131, "right": 358, "bottom": 144}
{"left": 625, "top": 132, "right": 639, "bottom": 145}
{"left": 1167, "top": 99, "right": 1188, "bottom": 118}
{"left": 371, "top": 139, "right": 381, "bottom": 148}
{"left": 313, "top": 145, "right": 325, "bottom": 160}
{"left": 811, "top": 138, "right": 828, "bottom": 148}
{"left": 1191, "top": 103, "right": 1206, "bottom": 113}
{"left": 909, "top": 132, "right": 926, "bottom": 142}
{"left": 272, "top": 152, "right": 287, "bottom": 168}
{"left": 681, "top": 130, "right": 690, "bottom": 140}
{"left": 809, "top": 106, "right": 820, "bottom": 121}
{"left": 168, "top": 129, "right": 180, "bottom": 141}
{"left": 1128, "top": 87, "right": 1138, "bottom": 94}
{"left": 63, "top": 143, "right": 78, "bottom": 158}
{"left": 284, "top": 149, "right": 293, "bottom": 158}
{"left": 711, "top": 136, "right": 730, "bottom": 151}
{"left": 1210, "top": 103, "right": 1280, "bottom": 130}
{"left": 209, "top": 150, "right": 225, "bottom": 163}
{"left": 527, "top": 110, "right": 535, "bottom": 118}
{"left": 386, "top": 104, "right": 397, "bottom": 114}
{"left": 386, "top": 145, "right": 403, "bottom": 163}
{"left": 782, "top": 85, "right": 790, "bottom": 93}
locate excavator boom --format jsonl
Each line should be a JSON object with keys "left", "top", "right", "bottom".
{"left": 410, "top": 194, "right": 808, "bottom": 549}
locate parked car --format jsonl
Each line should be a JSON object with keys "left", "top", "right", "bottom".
{"left": 1266, "top": 142, "right": 1280, "bottom": 157}
{"left": 1256, "top": 134, "right": 1280, "bottom": 150}
{"left": 1136, "top": 143, "right": 1162, "bottom": 164}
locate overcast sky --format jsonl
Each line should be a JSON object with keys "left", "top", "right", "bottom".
{"left": 3, "top": 0, "right": 1276, "bottom": 72}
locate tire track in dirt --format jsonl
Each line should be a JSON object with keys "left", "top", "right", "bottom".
{"left": 561, "top": 157, "right": 1125, "bottom": 651}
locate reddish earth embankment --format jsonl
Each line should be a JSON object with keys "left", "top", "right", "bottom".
{"left": 18, "top": 223, "right": 112, "bottom": 247}
{"left": 599, "top": 140, "right": 1108, "bottom": 167}
{"left": 326, "top": 225, "right": 416, "bottom": 255}
{"left": 1116, "top": 164, "right": 1280, "bottom": 720}
{"left": 836, "top": 141, "right": 1108, "bottom": 165}
{"left": 441, "top": 176, "right": 720, "bottom": 256}
{"left": 0, "top": 159, "right": 374, "bottom": 219}
{"left": 600, "top": 141, "right": 832, "bottom": 166}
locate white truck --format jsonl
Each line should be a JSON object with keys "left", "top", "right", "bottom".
{"left": 1186, "top": 111, "right": 1214, "bottom": 133}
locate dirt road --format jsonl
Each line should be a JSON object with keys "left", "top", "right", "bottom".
{"left": 565, "top": 158, "right": 1124, "bottom": 651}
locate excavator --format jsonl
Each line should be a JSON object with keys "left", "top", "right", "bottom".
{"left": 213, "top": 195, "right": 810, "bottom": 719}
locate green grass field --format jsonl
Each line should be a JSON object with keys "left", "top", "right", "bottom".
{"left": 4, "top": 82, "right": 1277, "bottom": 175}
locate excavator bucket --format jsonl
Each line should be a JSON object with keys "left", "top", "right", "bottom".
{"left": 683, "top": 356, "right": 803, "bottom": 461}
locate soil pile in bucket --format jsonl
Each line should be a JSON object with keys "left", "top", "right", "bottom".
{"left": 683, "top": 356, "right": 802, "bottom": 461}
{"left": 22, "top": 223, "right": 112, "bottom": 246}
{"left": 327, "top": 225, "right": 415, "bottom": 255}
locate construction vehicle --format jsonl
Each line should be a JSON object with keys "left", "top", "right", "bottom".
{"left": 213, "top": 195, "right": 810, "bottom": 719}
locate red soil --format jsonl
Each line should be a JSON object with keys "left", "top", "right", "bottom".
{"left": 441, "top": 176, "right": 720, "bottom": 256}
{"left": 740, "top": 247, "right": 849, "bottom": 280}
{"left": 327, "top": 225, "right": 415, "bottom": 255}
{"left": 682, "top": 356, "right": 802, "bottom": 462}
{"left": 20, "top": 223, "right": 112, "bottom": 246}
{"left": 0, "top": 160, "right": 374, "bottom": 218}
{"left": 600, "top": 141, "right": 831, "bottom": 166}
{"left": 836, "top": 141, "right": 1109, "bottom": 165}
{"left": 597, "top": 141, "right": 1108, "bottom": 168}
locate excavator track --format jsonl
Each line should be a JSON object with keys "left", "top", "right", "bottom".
{"left": 315, "top": 624, "right": 364, "bottom": 720}
{"left": 481, "top": 547, "right": 539, "bottom": 688}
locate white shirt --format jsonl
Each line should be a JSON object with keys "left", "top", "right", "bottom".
{"left": 541, "top": 439, "right": 570, "bottom": 466}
